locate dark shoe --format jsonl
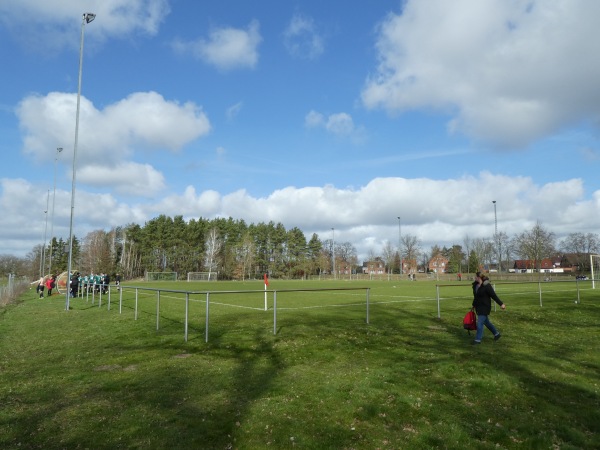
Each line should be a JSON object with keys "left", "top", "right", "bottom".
{"left": 494, "top": 333, "right": 502, "bottom": 341}
{"left": 472, "top": 340, "right": 481, "bottom": 345}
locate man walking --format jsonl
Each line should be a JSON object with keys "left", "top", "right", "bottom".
{"left": 472, "top": 275, "right": 506, "bottom": 344}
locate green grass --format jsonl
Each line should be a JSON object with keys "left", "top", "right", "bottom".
{"left": 1, "top": 279, "right": 599, "bottom": 449}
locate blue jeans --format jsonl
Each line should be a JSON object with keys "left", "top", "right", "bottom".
{"left": 475, "top": 314, "right": 499, "bottom": 342}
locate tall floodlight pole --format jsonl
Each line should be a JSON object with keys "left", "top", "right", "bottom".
{"left": 492, "top": 201, "right": 500, "bottom": 274}
{"left": 48, "top": 147, "right": 63, "bottom": 276}
{"left": 331, "top": 227, "right": 336, "bottom": 280}
{"left": 41, "top": 190, "right": 50, "bottom": 277}
{"left": 66, "top": 12, "right": 95, "bottom": 311}
{"left": 397, "top": 216, "right": 403, "bottom": 275}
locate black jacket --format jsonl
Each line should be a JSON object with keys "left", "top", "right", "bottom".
{"left": 472, "top": 280, "right": 503, "bottom": 315}
{"left": 472, "top": 280, "right": 480, "bottom": 299}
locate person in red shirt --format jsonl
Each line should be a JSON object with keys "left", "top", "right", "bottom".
{"left": 45, "top": 275, "right": 56, "bottom": 297}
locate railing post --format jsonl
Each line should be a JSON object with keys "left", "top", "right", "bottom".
{"left": 205, "top": 292, "right": 210, "bottom": 343}
{"left": 156, "top": 290, "right": 160, "bottom": 331}
{"left": 119, "top": 286, "right": 123, "bottom": 314}
{"left": 436, "top": 285, "right": 441, "bottom": 319}
{"left": 366, "top": 288, "right": 370, "bottom": 324}
{"left": 184, "top": 293, "right": 189, "bottom": 342}
{"left": 273, "top": 290, "right": 277, "bottom": 335}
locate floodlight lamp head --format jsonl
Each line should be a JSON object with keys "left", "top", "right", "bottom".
{"left": 57, "top": 147, "right": 63, "bottom": 153}
{"left": 84, "top": 13, "right": 96, "bottom": 24}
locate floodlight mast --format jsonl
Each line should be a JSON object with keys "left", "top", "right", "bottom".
{"left": 331, "top": 227, "right": 335, "bottom": 279}
{"left": 397, "top": 216, "right": 402, "bottom": 275}
{"left": 48, "top": 147, "right": 63, "bottom": 276}
{"left": 41, "top": 190, "right": 50, "bottom": 278}
{"left": 66, "top": 12, "right": 95, "bottom": 311}
{"left": 493, "top": 201, "right": 500, "bottom": 274}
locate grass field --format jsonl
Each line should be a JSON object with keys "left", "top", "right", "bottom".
{"left": 1, "top": 278, "right": 599, "bottom": 449}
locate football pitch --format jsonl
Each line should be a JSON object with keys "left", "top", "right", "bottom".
{"left": 1, "top": 278, "right": 598, "bottom": 448}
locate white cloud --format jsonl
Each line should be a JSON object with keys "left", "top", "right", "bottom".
{"left": 0, "top": 0, "right": 170, "bottom": 51}
{"left": 17, "top": 91, "right": 211, "bottom": 165}
{"left": 325, "top": 113, "right": 355, "bottom": 136}
{"left": 15, "top": 90, "right": 210, "bottom": 200}
{"left": 305, "top": 110, "right": 364, "bottom": 141}
{"left": 78, "top": 162, "right": 166, "bottom": 197}
{"left": 362, "top": 0, "right": 600, "bottom": 148}
{"left": 2, "top": 174, "right": 599, "bottom": 259}
{"left": 304, "top": 110, "right": 325, "bottom": 128}
{"left": 173, "top": 20, "right": 262, "bottom": 71}
{"left": 283, "top": 13, "right": 324, "bottom": 59}
{"left": 0, "top": 177, "right": 146, "bottom": 256}
{"left": 107, "top": 174, "right": 598, "bottom": 259}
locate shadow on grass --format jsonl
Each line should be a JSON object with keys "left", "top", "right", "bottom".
{"left": 2, "top": 293, "right": 598, "bottom": 448}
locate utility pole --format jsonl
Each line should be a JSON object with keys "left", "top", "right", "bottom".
{"left": 493, "top": 201, "right": 500, "bottom": 274}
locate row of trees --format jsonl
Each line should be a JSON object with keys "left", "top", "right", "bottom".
{"left": 17, "top": 216, "right": 357, "bottom": 281}
{"left": 438, "top": 224, "right": 598, "bottom": 274}
{"left": 2, "top": 217, "right": 598, "bottom": 281}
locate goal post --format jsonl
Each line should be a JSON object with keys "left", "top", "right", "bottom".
{"left": 591, "top": 254, "right": 599, "bottom": 289}
{"left": 187, "top": 272, "right": 218, "bottom": 282}
{"left": 145, "top": 272, "right": 178, "bottom": 282}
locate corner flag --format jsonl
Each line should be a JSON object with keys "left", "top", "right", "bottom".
{"left": 263, "top": 273, "right": 269, "bottom": 311}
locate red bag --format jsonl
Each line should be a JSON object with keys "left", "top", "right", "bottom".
{"left": 463, "top": 308, "right": 477, "bottom": 333}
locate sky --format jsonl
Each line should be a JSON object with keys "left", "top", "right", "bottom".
{"left": 1, "top": 0, "right": 599, "bottom": 262}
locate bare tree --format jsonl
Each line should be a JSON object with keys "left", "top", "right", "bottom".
{"left": 559, "top": 232, "right": 599, "bottom": 272}
{"left": 81, "top": 230, "right": 111, "bottom": 274}
{"left": 335, "top": 241, "right": 358, "bottom": 276}
{"left": 0, "top": 254, "right": 29, "bottom": 278}
{"left": 502, "top": 235, "right": 516, "bottom": 273}
{"left": 402, "top": 234, "right": 421, "bottom": 274}
{"left": 514, "top": 221, "right": 556, "bottom": 279}
{"left": 237, "top": 232, "right": 255, "bottom": 280}
{"left": 463, "top": 235, "right": 472, "bottom": 274}
{"left": 382, "top": 240, "right": 395, "bottom": 280}
{"left": 496, "top": 231, "right": 510, "bottom": 273}
{"left": 204, "top": 228, "right": 222, "bottom": 281}
{"left": 472, "top": 238, "right": 494, "bottom": 271}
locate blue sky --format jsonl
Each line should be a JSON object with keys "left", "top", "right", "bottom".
{"left": 1, "top": 0, "right": 599, "bottom": 260}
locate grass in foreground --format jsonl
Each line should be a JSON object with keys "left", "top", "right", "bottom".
{"left": 0, "top": 279, "right": 599, "bottom": 449}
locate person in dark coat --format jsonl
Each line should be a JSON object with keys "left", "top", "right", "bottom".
{"left": 70, "top": 273, "right": 80, "bottom": 298}
{"left": 472, "top": 275, "right": 506, "bottom": 344}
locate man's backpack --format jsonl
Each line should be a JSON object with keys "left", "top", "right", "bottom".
{"left": 463, "top": 308, "right": 477, "bottom": 334}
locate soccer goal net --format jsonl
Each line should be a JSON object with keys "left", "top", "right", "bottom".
{"left": 145, "top": 272, "right": 178, "bottom": 282}
{"left": 187, "top": 271, "right": 218, "bottom": 282}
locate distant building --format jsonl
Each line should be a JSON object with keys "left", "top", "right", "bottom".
{"left": 428, "top": 254, "right": 449, "bottom": 273}
{"left": 362, "top": 258, "right": 385, "bottom": 275}
{"left": 401, "top": 258, "right": 418, "bottom": 274}
{"left": 512, "top": 257, "right": 565, "bottom": 273}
